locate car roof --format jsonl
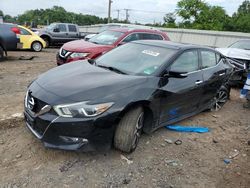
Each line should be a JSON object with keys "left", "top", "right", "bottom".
{"left": 110, "top": 27, "right": 162, "bottom": 33}
{"left": 132, "top": 40, "right": 215, "bottom": 50}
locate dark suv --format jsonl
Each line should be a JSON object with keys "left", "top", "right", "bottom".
{"left": 56, "top": 28, "right": 170, "bottom": 65}
{"left": 0, "top": 23, "right": 21, "bottom": 61}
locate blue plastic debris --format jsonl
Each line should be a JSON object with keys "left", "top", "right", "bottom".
{"left": 224, "top": 159, "right": 231, "bottom": 164}
{"left": 166, "top": 125, "right": 210, "bottom": 133}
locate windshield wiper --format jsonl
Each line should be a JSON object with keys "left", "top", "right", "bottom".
{"left": 97, "top": 65, "right": 127, "bottom": 75}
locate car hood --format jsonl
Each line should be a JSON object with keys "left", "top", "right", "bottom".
{"left": 62, "top": 39, "right": 113, "bottom": 53}
{"left": 34, "top": 61, "right": 148, "bottom": 103}
{"left": 216, "top": 48, "right": 250, "bottom": 61}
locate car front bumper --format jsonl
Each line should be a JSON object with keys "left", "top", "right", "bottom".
{"left": 24, "top": 109, "right": 116, "bottom": 151}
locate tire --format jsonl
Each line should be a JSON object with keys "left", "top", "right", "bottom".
{"left": 0, "top": 46, "right": 4, "bottom": 62}
{"left": 114, "top": 106, "right": 144, "bottom": 153}
{"left": 42, "top": 37, "right": 50, "bottom": 47}
{"left": 210, "top": 86, "right": 229, "bottom": 111}
{"left": 31, "top": 41, "right": 42, "bottom": 52}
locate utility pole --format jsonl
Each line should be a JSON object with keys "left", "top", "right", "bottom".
{"left": 124, "top": 9, "right": 130, "bottom": 23}
{"left": 108, "top": 0, "right": 113, "bottom": 23}
{"left": 116, "top": 9, "right": 120, "bottom": 20}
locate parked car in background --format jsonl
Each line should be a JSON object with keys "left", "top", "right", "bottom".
{"left": 24, "top": 41, "right": 233, "bottom": 153}
{"left": 84, "top": 23, "right": 157, "bottom": 41}
{"left": 0, "top": 23, "right": 21, "bottom": 61}
{"left": 18, "top": 25, "right": 46, "bottom": 52}
{"left": 57, "top": 28, "right": 170, "bottom": 65}
{"left": 216, "top": 39, "right": 250, "bottom": 85}
{"left": 39, "top": 23, "right": 85, "bottom": 47}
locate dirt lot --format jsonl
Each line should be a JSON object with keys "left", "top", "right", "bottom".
{"left": 0, "top": 49, "right": 249, "bottom": 188}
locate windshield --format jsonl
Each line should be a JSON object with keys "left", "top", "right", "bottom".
{"left": 89, "top": 30, "right": 124, "bottom": 45}
{"left": 46, "top": 23, "right": 57, "bottom": 31}
{"left": 229, "top": 40, "right": 250, "bottom": 50}
{"left": 96, "top": 43, "right": 177, "bottom": 76}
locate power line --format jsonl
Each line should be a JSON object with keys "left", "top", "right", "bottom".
{"left": 128, "top": 9, "right": 166, "bottom": 14}
{"left": 124, "top": 9, "right": 131, "bottom": 22}
{"left": 108, "top": 0, "right": 113, "bottom": 23}
{"left": 116, "top": 9, "right": 120, "bottom": 20}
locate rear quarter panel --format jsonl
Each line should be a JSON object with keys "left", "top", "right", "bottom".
{"left": 0, "top": 24, "right": 19, "bottom": 50}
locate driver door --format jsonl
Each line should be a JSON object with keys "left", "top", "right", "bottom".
{"left": 159, "top": 50, "right": 204, "bottom": 125}
{"left": 52, "top": 24, "right": 69, "bottom": 43}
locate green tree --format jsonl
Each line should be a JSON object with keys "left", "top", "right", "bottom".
{"left": 176, "top": 0, "right": 229, "bottom": 30}
{"left": 163, "top": 13, "right": 177, "bottom": 28}
{"left": 177, "top": 0, "right": 208, "bottom": 23}
{"left": 230, "top": 0, "right": 250, "bottom": 32}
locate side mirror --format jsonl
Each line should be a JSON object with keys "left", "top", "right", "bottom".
{"left": 117, "top": 42, "right": 126, "bottom": 46}
{"left": 163, "top": 70, "right": 188, "bottom": 78}
{"left": 53, "top": 28, "right": 60, "bottom": 32}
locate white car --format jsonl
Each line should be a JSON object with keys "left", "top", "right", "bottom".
{"left": 216, "top": 39, "right": 250, "bottom": 85}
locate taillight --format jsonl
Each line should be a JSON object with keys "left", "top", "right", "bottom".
{"left": 11, "top": 27, "right": 21, "bottom": 35}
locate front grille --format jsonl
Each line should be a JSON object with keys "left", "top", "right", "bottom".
{"left": 59, "top": 48, "right": 71, "bottom": 58}
{"left": 25, "top": 92, "right": 48, "bottom": 114}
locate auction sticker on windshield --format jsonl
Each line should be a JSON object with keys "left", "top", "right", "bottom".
{"left": 142, "top": 50, "right": 160, "bottom": 57}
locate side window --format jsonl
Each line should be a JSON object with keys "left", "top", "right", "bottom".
{"left": 58, "top": 24, "right": 67, "bottom": 32}
{"left": 171, "top": 50, "right": 199, "bottom": 72}
{"left": 141, "top": 33, "right": 163, "bottom": 40}
{"left": 122, "top": 33, "right": 140, "bottom": 43}
{"left": 68, "top": 25, "right": 77, "bottom": 32}
{"left": 19, "top": 28, "right": 31, "bottom": 35}
{"left": 201, "top": 50, "right": 217, "bottom": 69}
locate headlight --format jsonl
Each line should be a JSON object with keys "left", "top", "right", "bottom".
{"left": 69, "top": 52, "right": 90, "bottom": 58}
{"left": 53, "top": 101, "right": 113, "bottom": 118}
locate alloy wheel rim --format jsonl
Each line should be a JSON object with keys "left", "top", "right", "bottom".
{"left": 213, "top": 90, "right": 228, "bottom": 111}
{"left": 132, "top": 112, "right": 144, "bottom": 149}
{"left": 33, "top": 42, "right": 42, "bottom": 51}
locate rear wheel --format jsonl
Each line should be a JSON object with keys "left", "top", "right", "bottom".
{"left": 211, "top": 86, "right": 229, "bottom": 111}
{"left": 114, "top": 107, "right": 144, "bottom": 153}
{"left": 0, "top": 46, "right": 4, "bottom": 62}
{"left": 31, "top": 41, "right": 42, "bottom": 52}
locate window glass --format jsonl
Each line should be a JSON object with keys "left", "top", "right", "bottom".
{"left": 141, "top": 33, "right": 163, "bottom": 40}
{"left": 58, "top": 24, "right": 67, "bottom": 32}
{"left": 171, "top": 50, "right": 199, "bottom": 72}
{"left": 122, "top": 33, "right": 140, "bottom": 43}
{"left": 89, "top": 30, "right": 124, "bottom": 45}
{"left": 201, "top": 51, "right": 217, "bottom": 68}
{"left": 19, "top": 28, "right": 31, "bottom": 35}
{"left": 96, "top": 43, "right": 177, "bottom": 76}
{"left": 68, "top": 25, "right": 77, "bottom": 32}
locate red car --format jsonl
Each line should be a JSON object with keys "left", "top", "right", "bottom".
{"left": 56, "top": 28, "right": 170, "bottom": 65}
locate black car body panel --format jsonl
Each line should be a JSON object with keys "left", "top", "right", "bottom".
{"left": 24, "top": 41, "right": 233, "bottom": 151}
{"left": 0, "top": 23, "right": 20, "bottom": 52}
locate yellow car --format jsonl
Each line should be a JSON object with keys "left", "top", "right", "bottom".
{"left": 18, "top": 25, "right": 46, "bottom": 52}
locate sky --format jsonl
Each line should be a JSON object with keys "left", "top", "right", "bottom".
{"left": 0, "top": 0, "right": 246, "bottom": 24}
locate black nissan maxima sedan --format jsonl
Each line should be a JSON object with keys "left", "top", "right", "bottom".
{"left": 24, "top": 40, "right": 233, "bottom": 153}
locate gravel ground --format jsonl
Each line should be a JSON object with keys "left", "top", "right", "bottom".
{"left": 0, "top": 49, "right": 249, "bottom": 188}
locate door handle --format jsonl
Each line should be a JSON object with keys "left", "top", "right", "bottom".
{"left": 195, "top": 80, "right": 203, "bottom": 85}
{"left": 219, "top": 73, "right": 225, "bottom": 76}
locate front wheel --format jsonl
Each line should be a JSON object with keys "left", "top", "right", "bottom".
{"left": 31, "top": 41, "right": 42, "bottom": 52}
{"left": 114, "top": 107, "right": 144, "bottom": 153}
{"left": 211, "top": 86, "right": 229, "bottom": 111}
